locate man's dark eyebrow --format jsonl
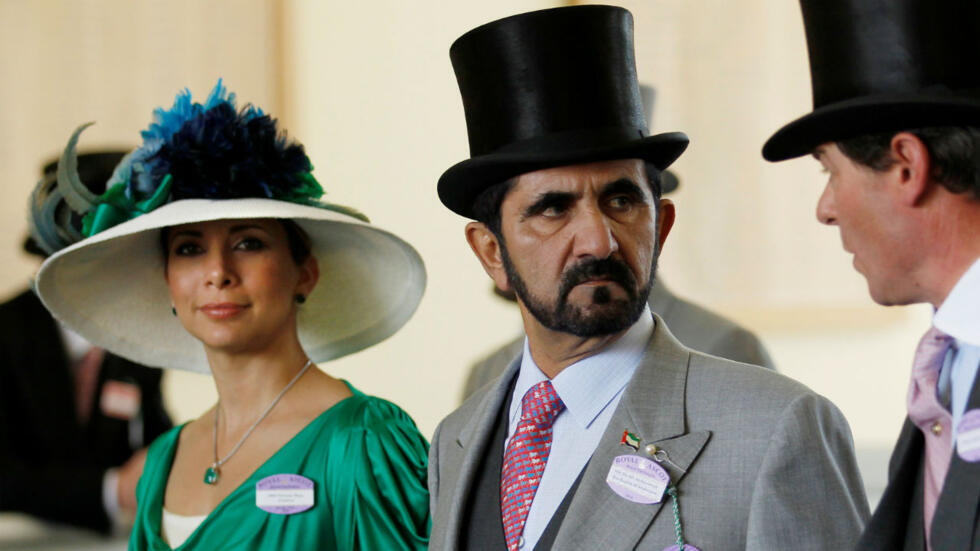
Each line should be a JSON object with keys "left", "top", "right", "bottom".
{"left": 521, "top": 191, "right": 579, "bottom": 220}
{"left": 812, "top": 146, "right": 825, "bottom": 160}
{"left": 601, "top": 178, "right": 645, "bottom": 198}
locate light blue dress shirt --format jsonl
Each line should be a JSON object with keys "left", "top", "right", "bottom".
{"left": 934, "top": 256, "right": 980, "bottom": 436}
{"left": 504, "top": 306, "right": 653, "bottom": 550}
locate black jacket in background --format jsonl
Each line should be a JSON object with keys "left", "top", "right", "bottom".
{"left": 0, "top": 290, "right": 172, "bottom": 533}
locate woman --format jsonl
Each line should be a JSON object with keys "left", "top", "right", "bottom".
{"left": 33, "top": 82, "right": 429, "bottom": 549}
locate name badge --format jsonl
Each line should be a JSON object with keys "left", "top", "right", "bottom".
{"left": 100, "top": 380, "right": 141, "bottom": 420}
{"left": 958, "top": 409, "right": 980, "bottom": 462}
{"left": 256, "top": 474, "right": 314, "bottom": 514}
{"left": 606, "top": 454, "right": 669, "bottom": 504}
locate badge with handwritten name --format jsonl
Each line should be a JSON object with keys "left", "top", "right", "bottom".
{"left": 958, "top": 409, "right": 980, "bottom": 462}
{"left": 255, "top": 474, "right": 314, "bottom": 514}
{"left": 100, "top": 380, "right": 141, "bottom": 420}
{"left": 606, "top": 454, "right": 669, "bottom": 504}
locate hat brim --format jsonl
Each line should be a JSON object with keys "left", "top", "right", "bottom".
{"left": 763, "top": 93, "right": 980, "bottom": 161}
{"left": 438, "top": 131, "right": 688, "bottom": 218}
{"left": 661, "top": 169, "right": 679, "bottom": 194}
{"left": 35, "top": 198, "right": 426, "bottom": 373}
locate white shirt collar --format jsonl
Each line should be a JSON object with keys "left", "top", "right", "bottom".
{"left": 510, "top": 306, "right": 654, "bottom": 430}
{"left": 57, "top": 321, "right": 93, "bottom": 364}
{"left": 934, "top": 255, "right": 980, "bottom": 347}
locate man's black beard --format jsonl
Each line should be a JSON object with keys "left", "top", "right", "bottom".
{"left": 500, "top": 241, "right": 656, "bottom": 337}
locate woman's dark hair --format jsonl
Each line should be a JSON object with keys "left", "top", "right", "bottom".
{"left": 279, "top": 220, "right": 313, "bottom": 264}
{"left": 471, "top": 162, "right": 664, "bottom": 239}
{"left": 836, "top": 126, "right": 980, "bottom": 199}
{"left": 159, "top": 219, "right": 312, "bottom": 265}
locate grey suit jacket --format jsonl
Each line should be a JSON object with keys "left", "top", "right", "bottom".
{"left": 461, "top": 280, "right": 775, "bottom": 401}
{"left": 430, "top": 314, "right": 869, "bottom": 550}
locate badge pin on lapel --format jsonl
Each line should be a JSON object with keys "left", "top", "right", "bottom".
{"left": 957, "top": 409, "right": 980, "bottom": 462}
{"left": 645, "top": 444, "right": 686, "bottom": 474}
{"left": 621, "top": 429, "right": 640, "bottom": 451}
{"left": 606, "top": 441, "right": 700, "bottom": 551}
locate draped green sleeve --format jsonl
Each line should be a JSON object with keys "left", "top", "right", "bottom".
{"left": 325, "top": 396, "right": 431, "bottom": 550}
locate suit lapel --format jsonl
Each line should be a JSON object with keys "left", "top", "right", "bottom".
{"left": 931, "top": 372, "right": 980, "bottom": 549}
{"left": 551, "top": 315, "right": 710, "bottom": 550}
{"left": 22, "top": 292, "right": 79, "bottom": 435}
{"left": 858, "top": 419, "right": 925, "bottom": 550}
{"left": 441, "top": 358, "right": 520, "bottom": 548}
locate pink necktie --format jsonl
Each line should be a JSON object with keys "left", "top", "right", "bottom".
{"left": 73, "top": 347, "right": 105, "bottom": 424}
{"left": 501, "top": 380, "right": 565, "bottom": 551}
{"left": 907, "top": 326, "right": 954, "bottom": 549}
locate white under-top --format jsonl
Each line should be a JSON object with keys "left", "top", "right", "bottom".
{"left": 161, "top": 508, "right": 207, "bottom": 548}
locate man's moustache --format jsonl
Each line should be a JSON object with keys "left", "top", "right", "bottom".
{"left": 558, "top": 258, "right": 637, "bottom": 300}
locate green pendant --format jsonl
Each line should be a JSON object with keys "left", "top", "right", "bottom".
{"left": 204, "top": 466, "right": 220, "bottom": 485}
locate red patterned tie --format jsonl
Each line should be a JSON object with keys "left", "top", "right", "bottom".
{"left": 501, "top": 380, "right": 565, "bottom": 551}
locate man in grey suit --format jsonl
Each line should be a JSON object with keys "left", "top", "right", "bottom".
{"left": 431, "top": 6, "right": 868, "bottom": 550}
{"left": 764, "top": 1, "right": 980, "bottom": 549}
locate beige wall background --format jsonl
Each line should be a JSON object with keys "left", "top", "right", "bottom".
{"left": 0, "top": 0, "right": 929, "bottom": 464}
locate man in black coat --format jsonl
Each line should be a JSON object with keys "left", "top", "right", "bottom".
{"left": 764, "top": 1, "right": 980, "bottom": 549}
{"left": 0, "top": 152, "right": 172, "bottom": 533}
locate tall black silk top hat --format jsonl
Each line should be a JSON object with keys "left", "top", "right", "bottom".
{"left": 438, "top": 5, "right": 689, "bottom": 218}
{"left": 763, "top": 0, "right": 980, "bottom": 162}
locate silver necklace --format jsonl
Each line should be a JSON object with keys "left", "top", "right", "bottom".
{"left": 204, "top": 358, "right": 313, "bottom": 485}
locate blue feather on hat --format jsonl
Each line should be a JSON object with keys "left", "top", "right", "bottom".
{"left": 76, "top": 80, "right": 367, "bottom": 236}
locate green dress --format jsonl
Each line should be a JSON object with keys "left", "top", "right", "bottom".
{"left": 129, "top": 383, "right": 430, "bottom": 550}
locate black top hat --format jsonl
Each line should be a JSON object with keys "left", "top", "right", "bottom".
{"left": 25, "top": 150, "right": 127, "bottom": 257}
{"left": 438, "top": 5, "right": 689, "bottom": 218}
{"left": 763, "top": 0, "right": 980, "bottom": 161}
{"left": 639, "top": 84, "right": 679, "bottom": 194}
{"left": 41, "top": 151, "right": 126, "bottom": 193}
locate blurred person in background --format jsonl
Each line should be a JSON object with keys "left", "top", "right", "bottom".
{"left": 764, "top": 1, "right": 980, "bottom": 549}
{"left": 462, "top": 87, "right": 775, "bottom": 401}
{"left": 429, "top": 6, "right": 868, "bottom": 550}
{"left": 33, "top": 82, "right": 430, "bottom": 550}
{"left": 0, "top": 152, "right": 172, "bottom": 534}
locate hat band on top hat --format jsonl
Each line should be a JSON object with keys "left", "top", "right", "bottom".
{"left": 493, "top": 126, "right": 648, "bottom": 156}
{"left": 763, "top": 89, "right": 980, "bottom": 161}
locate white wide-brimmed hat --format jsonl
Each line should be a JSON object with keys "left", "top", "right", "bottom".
{"left": 33, "top": 82, "right": 426, "bottom": 373}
